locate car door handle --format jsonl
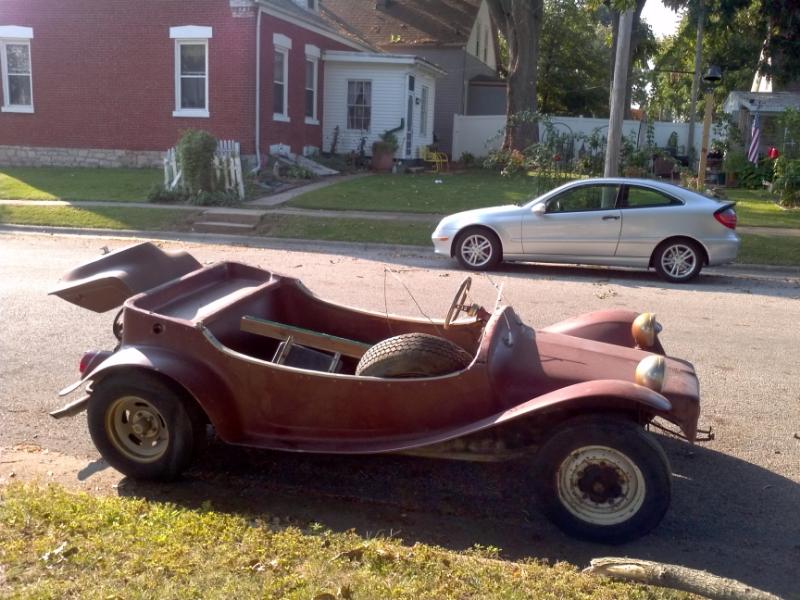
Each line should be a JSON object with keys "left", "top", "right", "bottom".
{"left": 602, "top": 215, "right": 620, "bottom": 220}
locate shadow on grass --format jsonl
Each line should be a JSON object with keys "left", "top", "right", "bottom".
{"left": 115, "top": 434, "right": 799, "bottom": 598}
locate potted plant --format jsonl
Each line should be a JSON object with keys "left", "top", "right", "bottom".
{"left": 371, "top": 130, "right": 399, "bottom": 172}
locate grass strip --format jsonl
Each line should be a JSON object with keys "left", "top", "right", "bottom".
{"left": 736, "top": 233, "right": 800, "bottom": 267}
{"left": 257, "top": 214, "right": 436, "bottom": 246}
{"left": 287, "top": 172, "right": 574, "bottom": 214}
{"left": 0, "top": 204, "right": 194, "bottom": 231}
{"left": 0, "top": 483, "right": 689, "bottom": 599}
{"left": 0, "top": 167, "right": 161, "bottom": 202}
{"left": 723, "top": 189, "right": 800, "bottom": 229}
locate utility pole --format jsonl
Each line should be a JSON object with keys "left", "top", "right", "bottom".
{"left": 687, "top": 0, "right": 705, "bottom": 165}
{"left": 605, "top": 9, "right": 634, "bottom": 177}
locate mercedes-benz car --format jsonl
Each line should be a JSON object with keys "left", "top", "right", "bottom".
{"left": 432, "top": 178, "right": 739, "bottom": 282}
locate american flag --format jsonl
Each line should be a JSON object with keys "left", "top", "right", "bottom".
{"left": 747, "top": 112, "right": 761, "bottom": 164}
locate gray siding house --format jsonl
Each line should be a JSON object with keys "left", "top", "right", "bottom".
{"left": 320, "top": 0, "right": 505, "bottom": 155}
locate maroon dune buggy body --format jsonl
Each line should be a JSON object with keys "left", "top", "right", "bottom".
{"left": 51, "top": 242, "right": 702, "bottom": 543}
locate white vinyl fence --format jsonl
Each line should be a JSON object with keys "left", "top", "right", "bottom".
{"left": 164, "top": 139, "right": 245, "bottom": 199}
{"left": 451, "top": 114, "right": 723, "bottom": 161}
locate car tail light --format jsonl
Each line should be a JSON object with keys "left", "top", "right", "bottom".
{"left": 714, "top": 206, "right": 737, "bottom": 230}
{"left": 79, "top": 350, "right": 108, "bottom": 375}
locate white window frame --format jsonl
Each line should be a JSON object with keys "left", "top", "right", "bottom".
{"left": 420, "top": 85, "right": 429, "bottom": 136}
{"left": 304, "top": 44, "right": 319, "bottom": 125}
{"left": 273, "top": 33, "right": 292, "bottom": 122}
{"left": 0, "top": 26, "right": 34, "bottom": 114}
{"left": 170, "top": 26, "right": 212, "bottom": 118}
{"left": 346, "top": 80, "right": 371, "bottom": 131}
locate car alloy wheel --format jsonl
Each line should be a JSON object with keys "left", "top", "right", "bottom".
{"left": 455, "top": 228, "right": 500, "bottom": 271}
{"left": 656, "top": 242, "right": 702, "bottom": 282}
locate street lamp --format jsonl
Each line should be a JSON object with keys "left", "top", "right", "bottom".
{"left": 697, "top": 65, "right": 722, "bottom": 188}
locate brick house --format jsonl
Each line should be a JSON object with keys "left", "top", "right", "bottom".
{"left": 0, "top": 0, "right": 444, "bottom": 168}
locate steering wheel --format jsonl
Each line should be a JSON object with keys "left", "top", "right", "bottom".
{"left": 444, "top": 277, "right": 472, "bottom": 329}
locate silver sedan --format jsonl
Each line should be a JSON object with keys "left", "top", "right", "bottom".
{"left": 431, "top": 178, "right": 740, "bottom": 282}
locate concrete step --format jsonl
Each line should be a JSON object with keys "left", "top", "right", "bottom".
{"left": 200, "top": 208, "right": 265, "bottom": 226}
{"left": 192, "top": 221, "right": 257, "bottom": 235}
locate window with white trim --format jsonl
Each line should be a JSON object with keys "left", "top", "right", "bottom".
{"left": 0, "top": 26, "right": 34, "bottom": 113}
{"left": 273, "top": 33, "right": 291, "bottom": 122}
{"left": 170, "top": 26, "right": 212, "bottom": 118}
{"left": 347, "top": 80, "right": 371, "bottom": 131}
{"left": 420, "top": 85, "right": 429, "bottom": 136}
{"left": 304, "top": 44, "right": 319, "bottom": 124}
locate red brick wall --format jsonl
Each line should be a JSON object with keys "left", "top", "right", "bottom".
{"left": 260, "top": 14, "right": 351, "bottom": 155}
{"left": 0, "top": 0, "right": 257, "bottom": 153}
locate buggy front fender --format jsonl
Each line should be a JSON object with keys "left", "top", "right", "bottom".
{"left": 51, "top": 346, "right": 239, "bottom": 440}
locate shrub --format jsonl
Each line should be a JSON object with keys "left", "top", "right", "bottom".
{"left": 459, "top": 152, "right": 477, "bottom": 168}
{"left": 147, "top": 184, "right": 188, "bottom": 204}
{"left": 178, "top": 129, "right": 218, "bottom": 195}
{"left": 772, "top": 156, "right": 800, "bottom": 206}
{"left": 188, "top": 189, "right": 242, "bottom": 207}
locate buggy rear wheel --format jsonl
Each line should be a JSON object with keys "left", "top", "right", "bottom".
{"left": 532, "top": 415, "right": 671, "bottom": 544}
{"left": 87, "top": 372, "right": 205, "bottom": 481}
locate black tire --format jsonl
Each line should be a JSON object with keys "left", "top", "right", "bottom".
{"left": 356, "top": 333, "right": 472, "bottom": 377}
{"left": 653, "top": 238, "right": 703, "bottom": 282}
{"left": 454, "top": 227, "right": 501, "bottom": 271}
{"left": 87, "top": 372, "right": 206, "bottom": 481}
{"left": 532, "top": 415, "right": 671, "bottom": 544}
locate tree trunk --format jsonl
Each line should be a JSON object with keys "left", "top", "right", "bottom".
{"left": 623, "top": 0, "right": 647, "bottom": 118}
{"left": 585, "top": 558, "right": 781, "bottom": 600}
{"left": 486, "top": 0, "right": 544, "bottom": 150}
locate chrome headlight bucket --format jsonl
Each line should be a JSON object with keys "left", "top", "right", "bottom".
{"left": 632, "top": 312, "right": 662, "bottom": 349}
{"left": 635, "top": 355, "right": 666, "bottom": 393}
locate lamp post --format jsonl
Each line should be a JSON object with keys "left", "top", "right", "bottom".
{"left": 696, "top": 65, "right": 722, "bottom": 188}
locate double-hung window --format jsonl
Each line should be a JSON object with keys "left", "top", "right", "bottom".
{"left": 170, "top": 26, "right": 212, "bottom": 118}
{"left": 347, "top": 80, "right": 371, "bottom": 131}
{"left": 273, "top": 33, "right": 291, "bottom": 122}
{"left": 304, "top": 44, "right": 319, "bottom": 124}
{"left": 0, "top": 26, "right": 34, "bottom": 113}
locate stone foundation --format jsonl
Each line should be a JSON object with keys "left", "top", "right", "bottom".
{"left": 0, "top": 145, "right": 164, "bottom": 168}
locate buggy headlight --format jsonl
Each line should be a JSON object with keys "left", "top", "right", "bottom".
{"left": 635, "top": 355, "right": 666, "bottom": 392}
{"left": 632, "top": 312, "right": 661, "bottom": 349}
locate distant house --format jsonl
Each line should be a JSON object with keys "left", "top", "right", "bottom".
{"left": 723, "top": 91, "right": 800, "bottom": 157}
{"left": 319, "top": 0, "right": 505, "bottom": 155}
{"left": 0, "top": 0, "right": 443, "bottom": 168}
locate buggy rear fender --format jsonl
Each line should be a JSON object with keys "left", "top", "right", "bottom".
{"left": 51, "top": 346, "right": 239, "bottom": 440}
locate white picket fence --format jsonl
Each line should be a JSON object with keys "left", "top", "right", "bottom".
{"left": 164, "top": 139, "right": 245, "bottom": 199}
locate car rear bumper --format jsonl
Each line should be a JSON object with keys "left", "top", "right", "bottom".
{"left": 706, "top": 234, "right": 740, "bottom": 266}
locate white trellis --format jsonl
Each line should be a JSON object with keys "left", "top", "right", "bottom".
{"left": 163, "top": 139, "right": 245, "bottom": 199}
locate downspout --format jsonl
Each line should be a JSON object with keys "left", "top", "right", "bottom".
{"left": 252, "top": 6, "right": 263, "bottom": 173}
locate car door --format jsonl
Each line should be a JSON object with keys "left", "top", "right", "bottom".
{"left": 522, "top": 183, "right": 623, "bottom": 258}
{"left": 615, "top": 185, "right": 685, "bottom": 262}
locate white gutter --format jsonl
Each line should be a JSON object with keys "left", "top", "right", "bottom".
{"left": 252, "top": 7, "right": 263, "bottom": 173}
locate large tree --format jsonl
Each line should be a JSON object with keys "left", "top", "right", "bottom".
{"left": 486, "top": 0, "right": 545, "bottom": 150}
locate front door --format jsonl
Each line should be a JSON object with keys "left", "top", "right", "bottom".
{"left": 406, "top": 75, "right": 415, "bottom": 158}
{"left": 522, "top": 183, "right": 623, "bottom": 258}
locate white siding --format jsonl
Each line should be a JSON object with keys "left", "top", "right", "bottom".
{"left": 466, "top": 0, "right": 496, "bottom": 70}
{"left": 322, "top": 62, "right": 437, "bottom": 158}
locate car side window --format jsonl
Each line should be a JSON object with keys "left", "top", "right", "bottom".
{"left": 546, "top": 185, "right": 620, "bottom": 213}
{"left": 625, "top": 187, "right": 682, "bottom": 208}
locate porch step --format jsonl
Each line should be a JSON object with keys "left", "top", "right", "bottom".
{"left": 192, "top": 221, "right": 257, "bottom": 235}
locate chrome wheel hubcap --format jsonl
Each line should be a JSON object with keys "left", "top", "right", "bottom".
{"left": 661, "top": 244, "right": 697, "bottom": 279}
{"left": 106, "top": 396, "right": 169, "bottom": 462}
{"left": 556, "top": 445, "right": 646, "bottom": 526}
{"left": 461, "top": 234, "right": 493, "bottom": 267}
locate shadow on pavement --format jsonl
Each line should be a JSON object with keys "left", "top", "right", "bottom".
{"left": 116, "top": 434, "right": 799, "bottom": 598}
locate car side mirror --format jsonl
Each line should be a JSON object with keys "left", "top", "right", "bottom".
{"left": 532, "top": 203, "right": 547, "bottom": 215}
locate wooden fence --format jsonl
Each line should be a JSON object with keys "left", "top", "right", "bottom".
{"left": 164, "top": 139, "right": 245, "bottom": 199}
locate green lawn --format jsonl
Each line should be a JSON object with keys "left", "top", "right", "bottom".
{"left": 0, "top": 483, "right": 688, "bottom": 599}
{"left": 0, "top": 205, "right": 194, "bottom": 230}
{"left": 736, "top": 233, "right": 800, "bottom": 267}
{"left": 288, "top": 171, "right": 574, "bottom": 214}
{"left": 724, "top": 188, "right": 800, "bottom": 228}
{"left": 258, "top": 214, "right": 435, "bottom": 246}
{"left": 0, "top": 166, "right": 161, "bottom": 202}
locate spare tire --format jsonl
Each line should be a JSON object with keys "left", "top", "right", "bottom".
{"left": 356, "top": 333, "right": 472, "bottom": 378}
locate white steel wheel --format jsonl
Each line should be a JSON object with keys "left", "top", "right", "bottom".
{"left": 556, "top": 445, "right": 646, "bottom": 526}
{"left": 532, "top": 416, "right": 671, "bottom": 544}
{"left": 654, "top": 240, "right": 702, "bottom": 282}
{"left": 106, "top": 396, "right": 169, "bottom": 463}
{"left": 455, "top": 228, "right": 501, "bottom": 271}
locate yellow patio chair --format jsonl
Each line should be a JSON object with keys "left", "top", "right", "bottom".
{"left": 420, "top": 145, "right": 449, "bottom": 172}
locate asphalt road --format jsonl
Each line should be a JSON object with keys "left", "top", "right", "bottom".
{"left": 1, "top": 231, "right": 799, "bottom": 598}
